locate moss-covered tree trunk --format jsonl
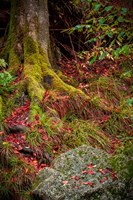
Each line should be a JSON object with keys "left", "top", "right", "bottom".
{"left": 5, "top": 0, "right": 86, "bottom": 119}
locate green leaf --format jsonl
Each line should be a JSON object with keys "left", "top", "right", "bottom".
{"left": 112, "top": 48, "right": 121, "bottom": 58}
{"left": 117, "top": 16, "right": 124, "bottom": 22}
{"left": 93, "top": 3, "right": 102, "bottom": 11}
{"left": 118, "top": 31, "right": 125, "bottom": 38}
{"left": 87, "top": 38, "right": 97, "bottom": 43}
{"left": 107, "top": 31, "right": 113, "bottom": 38}
{"left": 104, "top": 6, "right": 112, "bottom": 12}
{"left": 121, "top": 45, "right": 130, "bottom": 56}
{"left": 74, "top": 24, "right": 84, "bottom": 32}
{"left": 120, "top": 70, "right": 132, "bottom": 78}
{"left": 121, "top": 7, "right": 127, "bottom": 15}
{"left": 89, "top": 55, "right": 97, "bottom": 65}
{"left": 85, "top": 24, "right": 92, "bottom": 29}
{"left": 127, "top": 98, "right": 133, "bottom": 107}
{"left": 99, "top": 52, "right": 107, "bottom": 60}
{"left": 0, "top": 59, "right": 7, "bottom": 68}
{"left": 98, "top": 18, "right": 106, "bottom": 25}
{"left": 108, "top": 15, "right": 114, "bottom": 20}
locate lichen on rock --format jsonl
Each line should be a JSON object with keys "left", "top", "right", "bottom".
{"left": 32, "top": 145, "right": 128, "bottom": 200}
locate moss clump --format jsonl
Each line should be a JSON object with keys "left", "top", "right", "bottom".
{"left": 24, "top": 60, "right": 44, "bottom": 101}
{"left": 23, "top": 40, "right": 86, "bottom": 103}
{"left": 24, "top": 37, "right": 39, "bottom": 59}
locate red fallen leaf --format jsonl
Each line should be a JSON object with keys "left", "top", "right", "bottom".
{"left": 32, "top": 160, "right": 38, "bottom": 166}
{"left": 82, "top": 170, "right": 88, "bottom": 174}
{"left": 35, "top": 114, "right": 40, "bottom": 120}
{"left": 16, "top": 140, "right": 20, "bottom": 144}
{"left": 88, "top": 169, "right": 95, "bottom": 175}
{"left": 21, "top": 135, "right": 26, "bottom": 140}
{"left": 100, "top": 177, "right": 108, "bottom": 183}
{"left": 102, "top": 115, "right": 110, "bottom": 122}
{"left": 38, "top": 129, "right": 44, "bottom": 134}
{"left": 71, "top": 176, "right": 80, "bottom": 180}
{"left": 62, "top": 181, "right": 68, "bottom": 185}
{"left": 111, "top": 172, "right": 118, "bottom": 180}
{"left": 54, "top": 146, "right": 59, "bottom": 151}
{"left": 99, "top": 169, "right": 107, "bottom": 175}
{"left": 11, "top": 177, "right": 17, "bottom": 183}
{"left": 53, "top": 149, "right": 59, "bottom": 154}
{"left": 42, "top": 134, "right": 49, "bottom": 141}
{"left": 17, "top": 145, "right": 23, "bottom": 150}
{"left": 13, "top": 149, "right": 20, "bottom": 154}
{"left": 87, "top": 164, "right": 93, "bottom": 169}
{"left": 0, "top": 131, "right": 4, "bottom": 135}
{"left": 75, "top": 176, "right": 80, "bottom": 180}
{"left": 33, "top": 152, "right": 37, "bottom": 157}
{"left": 83, "top": 182, "right": 93, "bottom": 187}
{"left": 40, "top": 163, "right": 47, "bottom": 168}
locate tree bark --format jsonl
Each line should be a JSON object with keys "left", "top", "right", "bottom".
{"left": 5, "top": 0, "right": 86, "bottom": 119}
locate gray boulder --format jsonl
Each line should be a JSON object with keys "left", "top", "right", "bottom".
{"left": 32, "top": 145, "right": 128, "bottom": 200}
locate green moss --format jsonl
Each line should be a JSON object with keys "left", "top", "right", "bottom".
{"left": 28, "top": 79, "right": 44, "bottom": 101}
{"left": 23, "top": 58, "right": 44, "bottom": 101}
{"left": 42, "top": 64, "right": 85, "bottom": 96}
{"left": 23, "top": 42, "right": 86, "bottom": 103}
{"left": 3, "top": 0, "right": 20, "bottom": 69}
{"left": 8, "top": 53, "right": 20, "bottom": 74}
{"left": 110, "top": 140, "right": 133, "bottom": 180}
{"left": 29, "top": 102, "right": 42, "bottom": 120}
{"left": 24, "top": 37, "right": 39, "bottom": 59}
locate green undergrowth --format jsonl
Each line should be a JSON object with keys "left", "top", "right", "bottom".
{"left": 110, "top": 139, "right": 133, "bottom": 180}
{"left": 0, "top": 141, "right": 35, "bottom": 200}
{"left": 66, "top": 119, "right": 109, "bottom": 149}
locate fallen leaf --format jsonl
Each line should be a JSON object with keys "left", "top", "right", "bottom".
{"left": 111, "top": 172, "right": 118, "bottom": 180}
{"left": 99, "top": 169, "right": 107, "bottom": 174}
{"left": 87, "top": 164, "right": 93, "bottom": 169}
{"left": 100, "top": 177, "right": 108, "bottom": 183}
{"left": 88, "top": 169, "right": 95, "bottom": 175}
{"left": 71, "top": 176, "right": 80, "bottom": 180}
{"left": 82, "top": 170, "right": 88, "bottom": 174}
{"left": 83, "top": 182, "right": 93, "bottom": 187}
{"left": 62, "top": 181, "right": 68, "bottom": 185}
{"left": 25, "top": 168, "right": 29, "bottom": 174}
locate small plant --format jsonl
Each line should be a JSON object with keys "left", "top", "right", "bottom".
{"left": 26, "top": 130, "right": 42, "bottom": 147}
{"left": 0, "top": 59, "right": 7, "bottom": 69}
{"left": 0, "top": 141, "right": 13, "bottom": 167}
{"left": 0, "top": 59, "right": 14, "bottom": 94}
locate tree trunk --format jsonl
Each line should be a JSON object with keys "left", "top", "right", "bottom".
{"left": 5, "top": 0, "right": 86, "bottom": 119}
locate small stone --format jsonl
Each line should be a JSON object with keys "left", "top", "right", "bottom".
{"left": 8, "top": 125, "right": 28, "bottom": 133}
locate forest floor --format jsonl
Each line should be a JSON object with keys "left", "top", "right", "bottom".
{"left": 0, "top": 52, "right": 132, "bottom": 200}
{"left": 0, "top": 54, "right": 132, "bottom": 174}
